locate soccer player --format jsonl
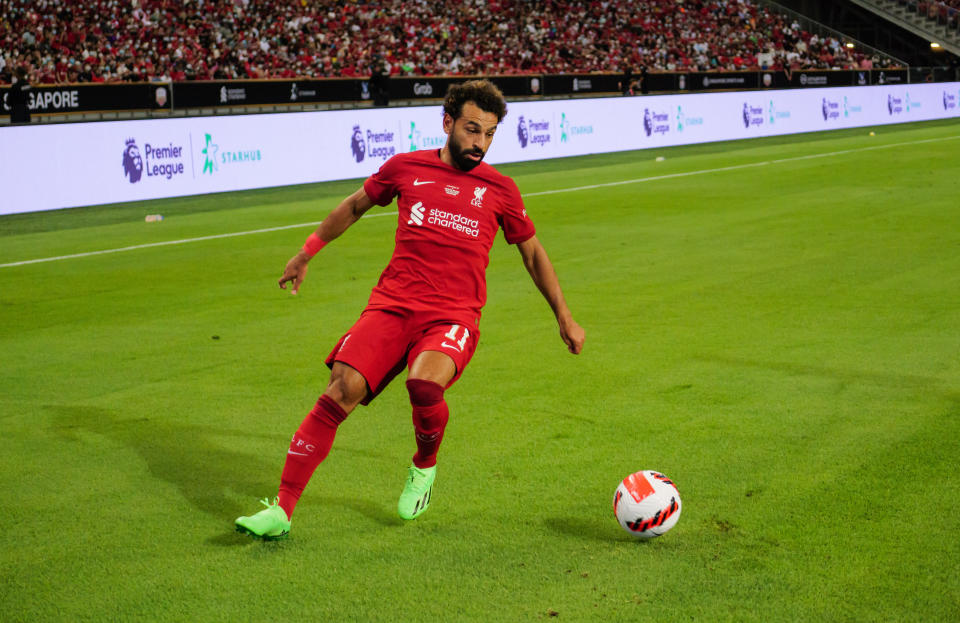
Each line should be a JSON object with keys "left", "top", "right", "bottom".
{"left": 236, "top": 79, "right": 585, "bottom": 540}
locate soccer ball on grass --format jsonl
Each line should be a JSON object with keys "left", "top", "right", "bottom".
{"left": 613, "top": 470, "right": 682, "bottom": 538}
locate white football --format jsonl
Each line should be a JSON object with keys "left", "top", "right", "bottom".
{"left": 613, "top": 470, "right": 682, "bottom": 538}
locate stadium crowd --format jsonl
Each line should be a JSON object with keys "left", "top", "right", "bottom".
{"left": 0, "top": 0, "right": 899, "bottom": 86}
{"left": 912, "top": 1, "right": 960, "bottom": 28}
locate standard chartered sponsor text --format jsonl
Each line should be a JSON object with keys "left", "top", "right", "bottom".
{"left": 428, "top": 208, "right": 479, "bottom": 237}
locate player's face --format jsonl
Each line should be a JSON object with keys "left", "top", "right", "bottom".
{"left": 443, "top": 101, "right": 499, "bottom": 171}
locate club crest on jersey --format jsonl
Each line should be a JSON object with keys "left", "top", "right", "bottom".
{"left": 471, "top": 186, "right": 487, "bottom": 208}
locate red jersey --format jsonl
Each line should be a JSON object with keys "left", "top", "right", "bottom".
{"left": 362, "top": 149, "right": 536, "bottom": 327}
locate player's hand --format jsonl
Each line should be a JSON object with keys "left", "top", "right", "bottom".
{"left": 278, "top": 252, "right": 310, "bottom": 295}
{"left": 560, "top": 317, "right": 585, "bottom": 354}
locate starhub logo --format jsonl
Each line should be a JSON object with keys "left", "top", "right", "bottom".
{"left": 558, "top": 112, "right": 593, "bottom": 143}
{"left": 200, "top": 133, "right": 263, "bottom": 175}
{"left": 675, "top": 106, "right": 703, "bottom": 133}
{"left": 767, "top": 100, "right": 791, "bottom": 126}
{"left": 122, "top": 137, "right": 186, "bottom": 184}
{"left": 905, "top": 92, "right": 919, "bottom": 112}
{"left": 843, "top": 96, "right": 862, "bottom": 118}
{"left": 407, "top": 121, "right": 445, "bottom": 152}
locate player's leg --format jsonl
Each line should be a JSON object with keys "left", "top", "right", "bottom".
{"left": 407, "top": 351, "right": 456, "bottom": 469}
{"left": 235, "top": 363, "right": 367, "bottom": 540}
{"left": 237, "top": 309, "right": 408, "bottom": 540}
{"left": 398, "top": 351, "right": 455, "bottom": 520}
{"left": 276, "top": 363, "right": 368, "bottom": 518}
{"left": 397, "top": 321, "right": 478, "bottom": 520}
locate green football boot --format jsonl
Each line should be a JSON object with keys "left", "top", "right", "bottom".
{"left": 398, "top": 464, "right": 436, "bottom": 520}
{"left": 235, "top": 497, "right": 291, "bottom": 541}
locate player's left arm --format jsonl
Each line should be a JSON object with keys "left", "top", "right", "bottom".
{"left": 516, "top": 235, "right": 584, "bottom": 354}
{"left": 278, "top": 186, "right": 376, "bottom": 295}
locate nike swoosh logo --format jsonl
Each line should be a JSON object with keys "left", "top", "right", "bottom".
{"left": 287, "top": 450, "right": 309, "bottom": 456}
{"left": 413, "top": 179, "right": 434, "bottom": 186}
{"left": 441, "top": 342, "right": 461, "bottom": 351}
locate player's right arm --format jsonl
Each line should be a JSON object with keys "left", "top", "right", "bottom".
{"left": 278, "top": 186, "right": 376, "bottom": 295}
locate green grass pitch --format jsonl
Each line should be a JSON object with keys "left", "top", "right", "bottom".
{"left": 2, "top": 119, "right": 959, "bottom": 621}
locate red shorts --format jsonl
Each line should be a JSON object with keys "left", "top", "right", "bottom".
{"left": 325, "top": 308, "right": 480, "bottom": 405}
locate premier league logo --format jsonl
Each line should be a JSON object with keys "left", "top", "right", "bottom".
{"left": 643, "top": 109, "right": 653, "bottom": 137}
{"left": 517, "top": 116, "right": 529, "bottom": 148}
{"left": 942, "top": 90, "right": 957, "bottom": 111}
{"left": 742, "top": 103, "right": 750, "bottom": 129}
{"left": 822, "top": 98, "right": 829, "bottom": 121}
{"left": 888, "top": 94, "right": 894, "bottom": 116}
{"left": 123, "top": 138, "right": 143, "bottom": 184}
{"left": 351, "top": 125, "right": 366, "bottom": 162}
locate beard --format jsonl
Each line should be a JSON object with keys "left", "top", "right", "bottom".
{"left": 448, "top": 134, "right": 485, "bottom": 171}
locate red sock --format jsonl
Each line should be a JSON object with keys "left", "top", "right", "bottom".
{"left": 406, "top": 379, "right": 449, "bottom": 469}
{"left": 277, "top": 394, "right": 348, "bottom": 519}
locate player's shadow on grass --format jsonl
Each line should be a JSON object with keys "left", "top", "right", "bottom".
{"left": 545, "top": 516, "right": 625, "bottom": 543}
{"left": 50, "top": 405, "right": 283, "bottom": 545}
{"left": 316, "top": 495, "right": 403, "bottom": 528}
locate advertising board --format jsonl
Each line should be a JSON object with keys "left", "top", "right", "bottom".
{"left": 2, "top": 82, "right": 958, "bottom": 214}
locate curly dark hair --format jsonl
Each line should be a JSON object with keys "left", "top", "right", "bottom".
{"left": 443, "top": 79, "right": 507, "bottom": 122}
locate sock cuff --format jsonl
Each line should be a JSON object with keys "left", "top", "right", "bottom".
{"left": 312, "top": 394, "right": 349, "bottom": 426}
{"left": 406, "top": 378, "right": 445, "bottom": 407}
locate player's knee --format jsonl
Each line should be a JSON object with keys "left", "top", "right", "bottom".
{"left": 406, "top": 378, "right": 445, "bottom": 407}
{"left": 324, "top": 366, "right": 367, "bottom": 411}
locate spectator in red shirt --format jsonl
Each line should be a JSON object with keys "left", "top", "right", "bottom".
{"left": 0, "top": 0, "right": 901, "bottom": 85}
